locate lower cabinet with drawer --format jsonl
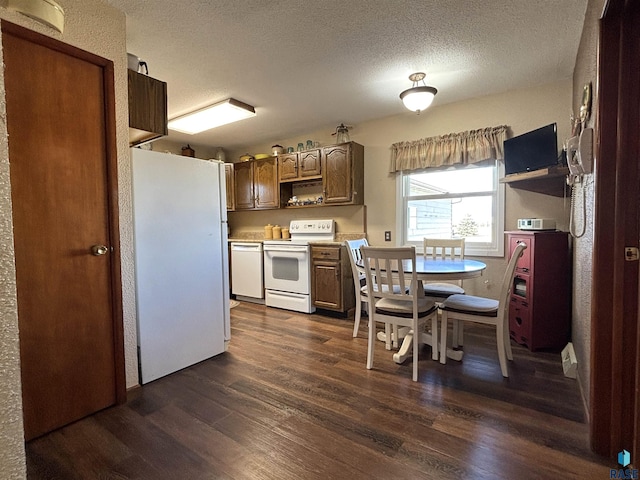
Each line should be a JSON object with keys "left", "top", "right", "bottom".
{"left": 509, "top": 296, "right": 532, "bottom": 347}
{"left": 507, "top": 231, "right": 570, "bottom": 351}
{"left": 311, "top": 245, "right": 355, "bottom": 313}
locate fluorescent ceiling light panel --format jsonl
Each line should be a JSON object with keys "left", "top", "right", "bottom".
{"left": 168, "top": 98, "right": 256, "bottom": 134}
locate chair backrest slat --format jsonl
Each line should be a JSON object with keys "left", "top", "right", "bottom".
{"left": 423, "top": 238, "right": 465, "bottom": 260}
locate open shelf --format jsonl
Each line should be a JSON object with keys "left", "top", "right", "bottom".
{"left": 500, "top": 166, "right": 570, "bottom": 197}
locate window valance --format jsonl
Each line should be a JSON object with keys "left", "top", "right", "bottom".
{"left": 389, "top": 125, "right": 509, "bottom": 173}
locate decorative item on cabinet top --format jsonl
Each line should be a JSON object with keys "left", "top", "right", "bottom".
{"left": 332, "top": 123, "right": 352, "bottom": 144}
{"left": 181, "top": 144, "right": 195, "bottom": 157}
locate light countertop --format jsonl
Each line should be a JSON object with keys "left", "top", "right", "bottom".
{"left": 228, "top": 232, "right": 366, "bottom": 244}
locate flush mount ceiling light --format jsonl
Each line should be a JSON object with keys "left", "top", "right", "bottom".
{"left": 7, "top": 0, "right": 65, "bottom": 33}
{"left": 168, "top": 98, "right": 256, "bottom": 134}
{"left": 399, "top": 72, "right": 438, "bottom": 114}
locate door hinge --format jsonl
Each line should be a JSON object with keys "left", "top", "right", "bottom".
{"left": 625, "top": 247, "right": 639, "bottom": 261}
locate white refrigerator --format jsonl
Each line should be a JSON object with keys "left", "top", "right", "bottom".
{"left": 131, "top": 148, "right": 230, "bottom": 384}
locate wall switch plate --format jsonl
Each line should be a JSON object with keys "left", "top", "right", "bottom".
{"left": 384, "top": 231, "right": 391, "bottom": 241}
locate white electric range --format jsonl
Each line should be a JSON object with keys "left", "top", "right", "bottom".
{"left": 263, "top": 219, "right": 335, "bottom": 313}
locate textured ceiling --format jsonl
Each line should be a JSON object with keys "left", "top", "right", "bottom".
{"left": 105, "top": 0, "right": 588, "bottom": 150}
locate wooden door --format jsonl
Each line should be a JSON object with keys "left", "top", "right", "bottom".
{"left": 312, "top": 246, "right": 343, "bottom": 310}
{"left": 299, "top": 149, "right": 322, "bottom": 177}
{"left": 234, "top": 161, "right": 254, "bottom": 210}
{"left": 590, "top": 0, "right": 640, "bottom": 458}
{"left": 313, "top": 261, "right": 341, "bottom": 309}
{"left": 278, "top": 153, "right": 298, "bottom": 181}
{"left": 254, "top": 158, "right": 279, "bottom": 209}
{"left": 323, "top": 144, "right": 352, "bottom": 204}
{"left": 2, "top": 21, "right": 124, "bottom": 441}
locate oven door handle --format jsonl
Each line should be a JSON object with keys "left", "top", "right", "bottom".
{"left": 263, "top": 245, "right": 309, "bottom": 253}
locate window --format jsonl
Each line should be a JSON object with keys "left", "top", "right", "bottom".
{"left": 396, "top": 161, "right": 505, "bottom": 257}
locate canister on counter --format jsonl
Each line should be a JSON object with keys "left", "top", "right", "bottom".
{"left": 282, "top": 227, "right": 290, "bottom": 239}
{"left": 272, "top": 225, "right": 282, "bottom": 239}
{"left": 264, "top": 224, "right": 273, "bottom": 239}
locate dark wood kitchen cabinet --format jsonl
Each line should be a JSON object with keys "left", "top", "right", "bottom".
{"left": 234, "top": 157, "right": 279, "bottom": 210}
{"left": 128, "top": 69, "right": 167, "bottom": 146}
{"left": 278, "top": 150, "right": 322, "bottom": 182}
{"left": 224, "top": 163, "right": 235, "bottom": 211}
{"left": 322, "top": 142, "right": 364, "bottom": 205}
{"left": 507, "top": 231, "right": 570, "bottom": 351}
{"left": 311, "top": 245, "right": 355, "bottom": 313}
{"left": 234, "top": 161, "right": 254, "bottom": 210}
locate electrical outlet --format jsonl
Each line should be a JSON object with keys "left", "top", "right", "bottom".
{"left": 384, "top": 231, "right": 391, "bottom": 241}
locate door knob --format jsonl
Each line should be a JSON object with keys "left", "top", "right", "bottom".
{"left": 91, "top": 245, "right": 109, "bottom": 256}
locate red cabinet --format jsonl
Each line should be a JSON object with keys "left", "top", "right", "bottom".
{"left": 506, "top": 231, "right": 570, "bottom": 351}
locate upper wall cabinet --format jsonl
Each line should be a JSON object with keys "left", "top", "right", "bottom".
{"left": 322, "top": 142, "right": 364, "bottom": 205}
{"left": 235, "top": 157, "right": 279, "bottom": 210}
{"left": 128, "top": 70, "right": 168, "bottom": 146}
{"left": 276, "top": 142, "right": 364, "bottom": 208}
{"left": 279, "top": 150, "right": 322, "bottom": 182}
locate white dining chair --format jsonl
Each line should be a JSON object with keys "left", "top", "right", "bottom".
{"left": 423, "top": 238, "right": 466, "bottom": 347}
{"left": 344, "top": 238, "right": 369, "bottom": 337}
{"left": 439, "top": 242, "right": 527, "bottom": 377}
{"left": 345, "top": 238, "right": 402, "bottom": 343}
{"left": 361, "top": 246, "right": 438, "bottom": 381}
{"left": 422, "top": 238, "right": 466, "bottom": 298}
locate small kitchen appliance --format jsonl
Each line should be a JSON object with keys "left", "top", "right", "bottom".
{"left": 517, "top": 218, "right": 556, "bottom": 230}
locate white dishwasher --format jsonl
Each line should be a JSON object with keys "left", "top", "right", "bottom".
{"left": 231, "top": 242, "right": 264, "bottom": 303}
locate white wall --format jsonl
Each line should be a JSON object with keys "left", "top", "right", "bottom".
{"left": 0, "top": 2, "right": 131, "bottom": 478}
{"left": 571, "top": 0, "right": 605, "bottom": 412}
{"left": 231, "top": 80, "right": 573, "bottom": 298}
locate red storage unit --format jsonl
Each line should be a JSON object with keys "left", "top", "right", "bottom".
{"left": 506, "top": 231, "right": 571, "bottom": 351}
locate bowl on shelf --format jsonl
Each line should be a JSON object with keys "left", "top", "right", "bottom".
{"left": 254, "top": 153, "right": 271, "bottom": 160}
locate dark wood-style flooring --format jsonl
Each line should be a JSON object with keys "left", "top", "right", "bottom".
{"left": 26, "top": 301, "right": 613, "bottom": 479}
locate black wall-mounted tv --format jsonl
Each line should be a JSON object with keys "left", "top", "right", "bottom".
{"left": 504, "top": 123, "right": 559, "bottom": 175}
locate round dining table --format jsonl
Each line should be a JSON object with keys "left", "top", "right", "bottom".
{"left": 358, "top": 256, "right": 487, "bottom": 364}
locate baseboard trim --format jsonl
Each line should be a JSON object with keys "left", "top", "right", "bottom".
{"left": 577, "top": 370, "right": 590, "bottom": 423}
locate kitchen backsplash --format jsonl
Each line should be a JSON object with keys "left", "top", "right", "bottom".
{"left": 228, "top": 204, "right": 366, "bottom": 239}
{"left": 229, "top": 231, "right": 367, "bottom": 242}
